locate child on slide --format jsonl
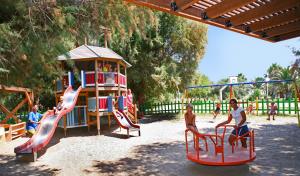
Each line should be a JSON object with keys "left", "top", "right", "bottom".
{"left": 54, "top": 96, "right": 65, "bottom": 114}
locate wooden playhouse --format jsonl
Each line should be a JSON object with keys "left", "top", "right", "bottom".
{"left": 55, "top": 45, "right": 138, "bottom": 135}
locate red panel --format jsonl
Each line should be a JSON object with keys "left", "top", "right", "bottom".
{"left": 98, "top": 73, "right": 104, "bottom": 84}
{"left": 118, "top": 74, "right": 126, "bottom": 85}
{"left": 115, "top": 73, "right": 118, "bottom": 83}
{"left": 85, "top": 73, "right": 95, "bottom": 84}
{"left": 99, "top": 98, "right": 108, "bottom": 109}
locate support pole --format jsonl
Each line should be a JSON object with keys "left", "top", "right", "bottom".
{"left": 228, "top": 86, "right": 233, "bottom": 114}
{"left": 293, "top": 81, "right": 300, "bottom": 127}
{"left": 256, "top": 97, "right": 259, "bottom": 116}
{"left": 219, "top": 85, "right": 227, "bottom": 101}
{"left": 95, "top": 59, "right": 100, "bottom": 135}
{"left": 117, "top": 62, "right": 121, "bottom": 96}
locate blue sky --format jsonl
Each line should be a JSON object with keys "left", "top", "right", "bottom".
{"left": 198, "top": 26, "right": 300, "bottom": 83}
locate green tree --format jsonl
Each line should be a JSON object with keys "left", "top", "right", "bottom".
{"left": 188, "top": 73, "right": 212, "bottom": 98}
{"left": 0, "top": 0, "right": 208, "bottom": 108}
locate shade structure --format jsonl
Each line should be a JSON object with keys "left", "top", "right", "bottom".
{"left": 125, "top": 0, "right": 300, "bottom": 42}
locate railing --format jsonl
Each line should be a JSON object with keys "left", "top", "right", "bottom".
{"left": 56, "top": 72, "right": 127, "bottom": 91}
{"left": 87, "top": 96, "right": 127, "bottom": 112}
{"left": 58, "top": 106, "right": 87, "bottom": 128}
{"left": 140, "top": 98, "right": 299, "bottom": 116}
{"left": 88, "top": 97, "right": 110, "bottom": 112}
{"left": 85, "top": 71, "right": 126, "bottom": 87}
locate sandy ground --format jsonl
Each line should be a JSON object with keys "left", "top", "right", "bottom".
{"left": 0, "top": 114, "right": 300, "bottom": 176}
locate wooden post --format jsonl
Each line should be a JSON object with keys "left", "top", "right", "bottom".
{"left": 277, "top": 98, "right": 280, "bottom": 115}
{"left": 293, "top": 81, "right": 300, "bottom": 127}
{"left": 134, "top": 104, "right": 138, "bottom": 123}
{"left": 108, "top": 114, "right": 111, "bottom": 129}
{"left": 64, "top": 115, "right": 67, "bottom": 137}
{"left": 262, "top": 99, "right": 265, "bottom": 114}
{"left": 204, "top": 100, "right": 207, "bottom": 113}
{"left": 288, "top": 98, "right": 291, "bottom": 114}
{"left": 85, "top": 92, "right": 89, "bottom": 128}
{"left": 95, "top": 59, "right": 100, "bottom": 135}
{"left": 256, "top": 97, "right": 259, "bottom": 116}
{"left": 117, "top": 62, "right": 121, "bottom": 96}
{"left": 282, "top": 98, "right": 285, "bottom": 116}
{"left": 78, "top": 107, "right": 81, "bottom": 125}
{"left": 228, "top": 86, "right": 233, "bottom": 114}
{"left": 125, "top": 64, "right": 127, "bottom": 89}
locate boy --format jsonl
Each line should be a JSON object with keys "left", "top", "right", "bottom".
{"left": 216, "top": 99, "right": 249, "bottom": 148}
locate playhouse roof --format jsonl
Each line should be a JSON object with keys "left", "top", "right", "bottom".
{"left": 58, "top": 45, "right": 131, "bottom": 67}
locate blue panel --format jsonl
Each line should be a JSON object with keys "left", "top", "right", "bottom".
{"left": 107, "top": 96, "right": 113, "bottom": 112}
{"left": 74, "top": 107, "right": 79, "bottom": 125}
{"left": 68, "top": 72, "right": 74, "bottom": 87}
{"left": 118, "top": 96, "right": 124, "bottom": 111}
{"left": 88, "top": 98, "right": 96, "bottom": 112}
{"left": 56, "top": 80, "right": 63, "bottom": 91}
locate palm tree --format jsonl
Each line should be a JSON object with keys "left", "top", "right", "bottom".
{"left": 266, "top": 63, "right": 294, "bottom": 98}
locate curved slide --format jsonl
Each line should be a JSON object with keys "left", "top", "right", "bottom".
{"left": 14, "top": 86, "right": 82, "bottom": 160}
{"left": 112, "top": 110, "right": 140, "bottom": 137}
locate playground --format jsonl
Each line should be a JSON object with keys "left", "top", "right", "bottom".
{"left": 0, "top": 114, "right": 299, "bottom": 176}
{"left": 0, "top": 1, "right": 300, "bottom": 176}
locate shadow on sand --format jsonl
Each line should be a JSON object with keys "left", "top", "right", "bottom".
{"left": 0, "top": 155, "right": 60, "bottom": 176}
{"left": 84, "top": 123, "right": 300, "bottom": 176}
{"left": 139, "top": 114, "right": 179, "bottom": 124}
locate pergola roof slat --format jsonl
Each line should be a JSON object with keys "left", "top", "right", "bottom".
{"left": 249, "top": 9, "right": 300, "bottom": 32}
{"left": 125, "top": 0, "right": 300, "bottom": 42}
{"left": 176, "top": 0, "right": 200, "bottom": 11}
{"left": 265, "top": 21, "right": 300, "bottom": 38}
{"left": 229, "top": 0, "right": 300, "bottom": 26}
{"left": 271, "top": 30, "right": 300, "bottom": 42}
{"left": 205, "top": 0, "right": 257, "bottom": 19}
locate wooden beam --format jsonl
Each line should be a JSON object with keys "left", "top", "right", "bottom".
{"left": 0, "top": 104, "right": 10, "bottom": 115}
{"left": 265, "top": 21, "right": 300, "bottom": 38}
{"left": 249, "top": 9, "right": 300, "bottom": 32}
{"left": 270, "top": 30, "right": 300, "bottom": 42}
{"left": 25, "top": 91, "right": 33, "bottom": 108}
{"left": 125, "top": 0, "right": 275, "bottom": 42}
{"left": 229, "top": 0, "right": 300, "bottom": 26}
{"left": 176, "top": 0, "right": 199, "bottom": 11}
{"left": 0, "top": 85, "right": 32, "bottom": 93}
{"left": 95, "top": 59, "right": 100, "bottom": 135}
{"left": 5, "top": 98, "right": 28, "bottom": 122}
{"left": 0, "top": 104, "right": 17, "bottom": 123}
{"left": 205, "top": 0, "right": 256, "bottom": 19}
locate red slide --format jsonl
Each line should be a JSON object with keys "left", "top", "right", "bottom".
{"left": 14, "top": 86, "right": 82, "bottom": 160}
{"left": 112, "top": 110, "right": 140, "bottom": 137}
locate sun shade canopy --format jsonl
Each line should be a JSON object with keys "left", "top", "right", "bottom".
{"left": 125, "top": 0, "right": 300, "bottom": 42}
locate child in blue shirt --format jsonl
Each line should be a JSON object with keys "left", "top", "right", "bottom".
{"left": 27, "top": 105, "right": 43, "bottom": 136}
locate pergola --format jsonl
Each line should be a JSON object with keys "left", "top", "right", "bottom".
{"left": 0, "top": 85, "right": 34, "bottom": 123}
{"left": 125, "top": 0, "right": 300, "bottom": 42}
